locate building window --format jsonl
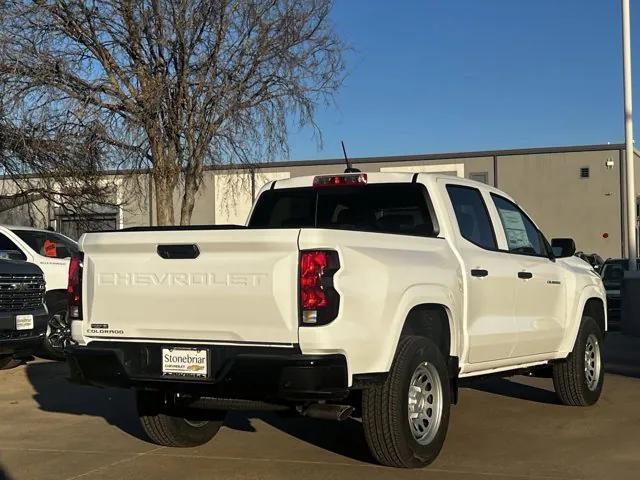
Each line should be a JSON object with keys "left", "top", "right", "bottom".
{"left": 54, "top": 205, "right": 119, "bottom": 240}
{"left": 580, "top": 167, "right": 590, "bottom": 179}
{"left": 469, "top": 172, "right": 489, "bottom": 184}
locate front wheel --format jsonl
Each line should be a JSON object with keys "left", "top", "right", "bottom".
{"left": 553, "top": 316, "right": 604, "bottom": 406}
{"left": 43, "top": 308, "right": 71, "bottom": 360}
{"left": 362, "top": 336, "right": 451, "bottom": 468}
{"left": 137, "top": 391, "right": 226, "bottom": 447}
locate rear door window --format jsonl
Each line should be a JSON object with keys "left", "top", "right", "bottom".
{"left": 446, "top": 185, "right": 497, "bottom": 250}
{"left": 249, "top": 183, "right": 437, "bottom": 237}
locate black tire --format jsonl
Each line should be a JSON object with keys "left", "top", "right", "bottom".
{"left": 362, "top": 336, "right": 451, "bottom": 468}
{"left": 42, "top": 294, "right": 70, "bottom": 360}
{"left": 137, "top": 390, "right": 226, "bottom": 447}
{"left": 553, "top": 316, "right": 604, "bottom": 406}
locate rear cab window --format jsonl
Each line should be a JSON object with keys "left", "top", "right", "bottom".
{"left": 249, "top": 183, "right": 438, "bottom": 237}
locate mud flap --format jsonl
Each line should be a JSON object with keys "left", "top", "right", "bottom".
{"left": 448, "top": 356, "right": 459, "bottom": 405}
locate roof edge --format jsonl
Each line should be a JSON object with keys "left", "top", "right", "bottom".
{"left": 252, "top": 143, "right": 628, "bottom": 170}
{"left": 0, "top": 143, "right": 630, "bottom": 180}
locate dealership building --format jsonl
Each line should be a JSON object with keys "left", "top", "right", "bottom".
{"left": 0, "top": 143, "right": 638, "bottom": 260}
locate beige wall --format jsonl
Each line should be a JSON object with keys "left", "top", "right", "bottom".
{"left": 214, "top": 150, "right": 625, "bottom": 258}
{"left": 0, "top": 147, "right": 632, "bottom": 259}
{"left": 0, "top": 200, "right": 49, "bottom": 227}
{"left": 120, "top": 174, "right": 152, "bottom": 228}
{"left": 496, "top": 150, "right": 622, "bottom": 259}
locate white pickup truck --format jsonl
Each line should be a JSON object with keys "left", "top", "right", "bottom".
{"left": 0, "top": 226, "right": 79, "bottom": 358}
{"left": 66, "top": 172, "right": 606, "bottom": 468}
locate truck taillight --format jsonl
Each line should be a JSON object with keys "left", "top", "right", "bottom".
{"left": 67, "top": 253, "right": 84, "bottom": 320}
{"left": 299, "top": 250, "right": 340, "bottom": 326}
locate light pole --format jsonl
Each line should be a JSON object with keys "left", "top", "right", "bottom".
{"left": 622, "top": 0, "right": 637, "bottom": 269}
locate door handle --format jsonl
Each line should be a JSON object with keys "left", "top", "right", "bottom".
{"left": 518, "top": 271, "right": 533, "bottom": 279}
{"left": 471, "top": 269, "right": 489, "bottom": 278}
{"left": 157, "top": 244, "right": 200, "bottom": 259}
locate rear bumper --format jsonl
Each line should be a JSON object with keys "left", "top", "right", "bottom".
{"left": 0, "top": 308, "right": 48, "bottom": 356}
{"left": 66, "top": 342, "right": 349, "bottom": 402}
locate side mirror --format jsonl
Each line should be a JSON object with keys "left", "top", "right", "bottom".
{"left": 551, "top": 238, "right": 576, "bottom": 258}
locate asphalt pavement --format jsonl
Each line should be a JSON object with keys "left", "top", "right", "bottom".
{"left": 0, "top": 333, "right": 638, "bottom": 480}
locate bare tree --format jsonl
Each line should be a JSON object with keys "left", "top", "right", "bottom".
{"left": 0, "top": 0, "right": 345, "bottom": 225}
{"left": 0, "top": 104, "right": 125, "bottom": 225}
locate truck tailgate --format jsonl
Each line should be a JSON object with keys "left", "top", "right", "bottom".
{"left": 80, "top": 229, "right": 300, "bottom": 345}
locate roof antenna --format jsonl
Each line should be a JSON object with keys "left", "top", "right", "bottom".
{"left": 341, "top": 140, "right": 360, "bottom": 173}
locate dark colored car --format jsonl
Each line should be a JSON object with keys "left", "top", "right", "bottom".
{"left": 575, "top": 252, "right": 605, "bottom": 272}
{"left": 599, "top": 258, "right": 640, "bottom": 327}
{"left": 0, "top": 259, "right": 48, "bottom": 369}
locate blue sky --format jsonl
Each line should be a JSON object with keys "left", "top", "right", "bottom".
{"left": 286, "top": 0, "right": 632, "bottom": 160}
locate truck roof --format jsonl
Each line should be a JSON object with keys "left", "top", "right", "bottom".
{"left": 269, "top": 171, "right": 508, "bottom": 196}
{"left": 0, "top": 224, "right": 58, "bottom": 233}
{"left": 0, "top": 225, "right": 77, "bottom": 243}
{"left": 0, "top": 225, "right": 50, "bottom": 232}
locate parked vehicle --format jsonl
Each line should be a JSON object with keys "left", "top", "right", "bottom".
{"left": 0, "top": 226, "right": 79, "bottom": 358}
{"left": 599, "top": 258, "right": 639, "bottom": 328}
{"left": 575, "top": 251, "right": 605, "bottom": 272}
{"left": 0, "top": 259, "right": 48, "bottom": 369}
{"left": 66, "top": 172, "right": 606, "bottom": 469}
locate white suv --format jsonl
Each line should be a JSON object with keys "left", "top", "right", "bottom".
{"left": 0, "top": 226, "right": 78, "bottom": 358}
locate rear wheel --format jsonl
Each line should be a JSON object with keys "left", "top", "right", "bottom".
{"left": 137, "top": 391, "right": 226, "bottom": 447}
{"left": 362, "top": 336, "right": 451, "bottom": 468}
{"left": 553, "top": 316, "right": 604, "bottom": 406}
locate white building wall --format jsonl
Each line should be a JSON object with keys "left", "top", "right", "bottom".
{"left": 214, "top": 171, "right": 290, "bottom": 225}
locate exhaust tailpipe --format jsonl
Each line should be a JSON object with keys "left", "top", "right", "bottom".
{"left": 303, "top": 404, "right": 354, "bottom": 421}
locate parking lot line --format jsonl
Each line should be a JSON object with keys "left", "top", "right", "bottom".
{"left": 0, "top": 446, "right": 580, "bottom": 480}
{"left": 62, "top": 447, "right": 165, "bottom": 480}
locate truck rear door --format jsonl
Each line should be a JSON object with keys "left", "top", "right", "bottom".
{"left": 444, "top": 183, "right": 520, "bottom": 364}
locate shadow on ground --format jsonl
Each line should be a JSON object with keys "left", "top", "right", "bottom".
{"left": 24, "top": 332, "right": 640, "bottom": 464}
{"left": 461, "top": 376, "right": 559, "bottom": 404}
{"left": 603, "top": 332, "right": 640, "bottom": 378}
{"left": 249, "top": 413, "right": 373, "bottom": 463}
{"left": 25, "top": 361, "right": 144, "bottom": 441}
{"left": 24, "top": 361, "right": 374, "bottom": 463}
